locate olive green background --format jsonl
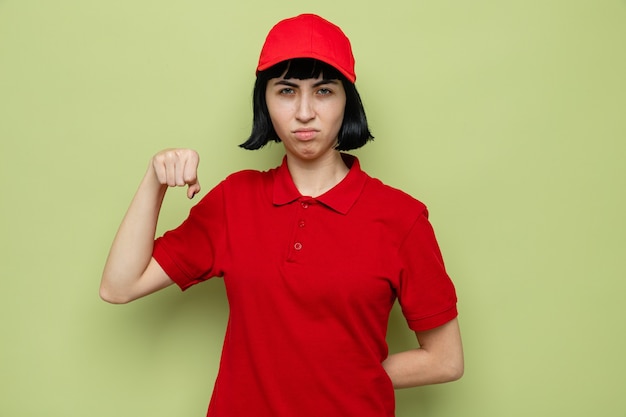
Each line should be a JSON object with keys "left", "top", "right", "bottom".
{"left": 1, "top": 1, "right": 625, "bottom": 416}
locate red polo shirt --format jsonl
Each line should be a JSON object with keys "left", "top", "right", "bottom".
{"left": 153, "top": 154, "right": 457, "bottom": 417}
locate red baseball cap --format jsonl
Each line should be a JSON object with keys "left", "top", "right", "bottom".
{"left": 256, "top": 14, "right": 356, "bottom": 83}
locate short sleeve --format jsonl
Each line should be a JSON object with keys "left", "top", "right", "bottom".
{"left": 397, "top": 210, "right": 458, "bottom": 332}
{"left": 152, "top": 182, "right": 227, "bottom": 290}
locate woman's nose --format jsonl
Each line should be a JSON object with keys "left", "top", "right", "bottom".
{"left": 295, "top": 95, "right": 315, "bottom": 122}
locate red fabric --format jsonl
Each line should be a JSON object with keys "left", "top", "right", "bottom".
{"left": 153, "top": 154, "right": 457, "bottom": 417}
{"left": 256, "top": 14, "right": 357, "bottom": 83}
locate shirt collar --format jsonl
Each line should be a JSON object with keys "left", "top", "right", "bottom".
{"left": 272, "top": 154, "right": 369, "bottom": 214}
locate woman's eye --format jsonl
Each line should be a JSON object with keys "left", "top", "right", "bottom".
{"left": 279, "top": 88, "right": 295, "bottom": 95}
{"left": 317, "top": 88, "right": 332, "bottom": 95}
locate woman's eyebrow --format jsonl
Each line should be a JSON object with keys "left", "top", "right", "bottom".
{"left": 273, "top": 79, "right": 339, "bottom": 87}
{"left": 312, "top": 79, "right": 339, "bottom": 87}
{"left": 274, "top": 80, "right": 298, "bottom": 87}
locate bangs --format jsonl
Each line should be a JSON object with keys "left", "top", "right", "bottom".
{"left": 264, "top": 58, "right": 344, "bottom": 81}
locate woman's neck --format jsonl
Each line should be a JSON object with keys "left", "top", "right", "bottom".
{"left": 286, "top": 151, "right": 349, "bottom": 197}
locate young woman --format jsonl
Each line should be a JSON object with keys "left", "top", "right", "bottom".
{"left": 101, "top": 13, "right": 463, "bottom": 417}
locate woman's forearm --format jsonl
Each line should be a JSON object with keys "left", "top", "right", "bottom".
{"left": 100, "top": 149, "right": 201, "bottom": 303}
{"left": 100, "top": 167, "right": 167, "bottom": 303}
{"left": 382, "top": 347, "right": 463, "bottom": 388}
{"left": 382, "top": 319, "right": 464, "bottom": 388}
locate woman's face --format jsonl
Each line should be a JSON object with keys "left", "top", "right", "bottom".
{"left": 265, "top": 75, "right": 346, "bottom": 163}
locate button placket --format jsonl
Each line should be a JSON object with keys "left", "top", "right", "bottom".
{"left": 288, "top": 198, "right": 314, "bottom": 261}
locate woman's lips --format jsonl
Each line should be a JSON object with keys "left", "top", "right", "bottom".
{"left": 293, "top": 129, "right": 318, "bottom": 140}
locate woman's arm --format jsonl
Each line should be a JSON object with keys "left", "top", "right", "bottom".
{"left": 99, "top": 149, "right": 201, "bottom": 304}
{"left": 382, "top": 318, "right": 464, "bottom": 388}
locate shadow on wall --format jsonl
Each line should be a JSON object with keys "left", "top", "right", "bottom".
{"left": 89, "top": 278, "right": 229, "bottom": 364}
